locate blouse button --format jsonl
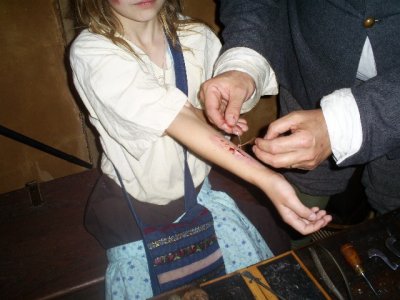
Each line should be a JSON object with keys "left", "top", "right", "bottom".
{"left": 363, "top": 17, "right": 376, "bottom": 28}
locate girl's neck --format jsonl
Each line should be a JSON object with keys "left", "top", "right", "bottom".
{"left": 123, "top": 19, "right": 166, "bottom": 68}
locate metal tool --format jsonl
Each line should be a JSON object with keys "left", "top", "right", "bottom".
{"left": 318, "top": 245, "right": 354, "bottom": 300}
{"left": 241, "top": 270, "right": 287, "bottom": 300}
{"left": 309, "top": 247, "right": 345, "bottom": 300}
{"left": 368, "top": 248, "right": 399, "bottom": 271}
{"left": 236, "top": 133, "right": 242, "bottom": 149}
{"left": 385, "top": 227, "right": 400, "bottom": 258}
{"left": 340, "top": 243, "right": 380, "bottom": 297}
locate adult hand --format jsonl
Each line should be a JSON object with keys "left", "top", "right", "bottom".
{"left": 253, "top": 109, "right": 332, "bottom": 170}
{"left": 199, "top": 70, "right": 255, "bottom": 134}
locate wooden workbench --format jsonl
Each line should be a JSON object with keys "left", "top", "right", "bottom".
{"left": 152, "top": 209, "right": 400, "bottom": 300}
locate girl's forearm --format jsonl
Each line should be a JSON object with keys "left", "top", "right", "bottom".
{"left": 166, "top": 104, "right": 278, "bottom": 189}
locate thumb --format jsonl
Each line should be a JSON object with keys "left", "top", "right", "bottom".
{"left": 225, "top": 96, "right": 244, "bottom": 127}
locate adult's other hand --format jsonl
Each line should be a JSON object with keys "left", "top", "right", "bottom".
{"left": 253, "top": 109, "right": 332, "bottom": 170}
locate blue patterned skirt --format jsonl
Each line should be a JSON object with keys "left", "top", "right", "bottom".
{"left": 105, "top": 178, "right": 273, "bottom": 299}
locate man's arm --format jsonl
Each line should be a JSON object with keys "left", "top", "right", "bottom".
{"left": 199, "top": 0, "right": 281, "bottom": 134}
{"left": 253, "top": 62, "right": 400, "bottom": 170}
{"left": 345, "top": 68, "right": 400, "bottom": 164}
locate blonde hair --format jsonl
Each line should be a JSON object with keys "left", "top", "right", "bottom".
{"left": 74, "top": 0, "right": 194, "bottom": 53}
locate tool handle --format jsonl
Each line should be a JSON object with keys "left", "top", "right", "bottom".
{"left": 340, "top": 243, "right": 363, "bottom": 275}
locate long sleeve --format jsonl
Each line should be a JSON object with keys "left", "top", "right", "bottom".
{"left": 348, "top": 67, "right": 400, "bottom": 164}
{"left": 219, "top": 0, "right": 282, "bottom": 58}
{"left": 213, "top": 47, "right": 278, "bottom": 112}
{"left": 70, "top": 31, "right": 187, "bottom": 160}
{"left": 321, "top": 35, "right": 400, "bottom": 166}
{"left": 321, "top": 88, "right": 362, "bottom": 164}
{"left": 322, "top": 65, "right": 400, "bottom": 166}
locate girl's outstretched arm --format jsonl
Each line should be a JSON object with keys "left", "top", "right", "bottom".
{"left": 166, "top": 103, "right": 332, "bottom": 235}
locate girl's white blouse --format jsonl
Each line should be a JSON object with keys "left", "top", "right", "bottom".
{"left": 70, "top": 23, "right": 221, "bottom": 204}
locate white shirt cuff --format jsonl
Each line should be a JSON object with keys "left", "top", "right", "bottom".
{"left": 213, "top": 47, "right": 278, "bottom": 113}
{"left": 320, "top": 88, "right": 363, "bottom": 164}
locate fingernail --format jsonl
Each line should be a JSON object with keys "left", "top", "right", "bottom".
{"left": 227, "top": 115, "right": 236, "bottom": 125}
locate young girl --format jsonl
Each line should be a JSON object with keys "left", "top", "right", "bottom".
{"left": 70, "top": 0, "right": 331, "bottom": 298}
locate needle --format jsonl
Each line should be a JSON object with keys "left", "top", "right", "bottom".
{"left": 236, "top": 133, "right": 242, "bottom": 149}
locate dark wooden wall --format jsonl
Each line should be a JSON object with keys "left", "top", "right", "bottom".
{"left": 0, "top": 0, "right": 91, "bottom": 194}
{"left": 0, "top": 0, "right": 276, "bottom": 195}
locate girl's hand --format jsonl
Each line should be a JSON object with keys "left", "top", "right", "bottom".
{"left": 262, "top": 173, "right": 332, "bottom": 235}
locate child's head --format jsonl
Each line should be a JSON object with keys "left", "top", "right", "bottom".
{"left": 74, "top": 0, "right": 185, "bottom": 50}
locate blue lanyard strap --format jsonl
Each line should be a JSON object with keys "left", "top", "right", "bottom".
{"left": 167, "top": 38, "right": 188, "bottom": 95}
{"left": 116, "top": 36, "right": 197, "bottom": 225}
{"left": 167, "top": 38, "right": 197, "bottom": 211}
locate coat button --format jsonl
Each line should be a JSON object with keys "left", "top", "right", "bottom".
{"left": 363, "top": 17, "right": 376, "bottom": 28}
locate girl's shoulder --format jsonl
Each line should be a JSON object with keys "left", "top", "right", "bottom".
{"left": 178, "top": 19, "right": 220, "bottom": 46}
{"left": 179, "top": 19, "right": 216, "bottom": 36}
{"left": 70, "top": 29, "right": 130, "bottom": 62}
{"left": 71, "top": 29, "right": 114, "bottom": 49}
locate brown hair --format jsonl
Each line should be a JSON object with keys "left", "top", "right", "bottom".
{"left": 74, "top": 0, "right": 194, "bottom": 53}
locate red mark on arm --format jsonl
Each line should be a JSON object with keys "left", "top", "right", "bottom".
{"left": 212, "top": 136, "right": 252, "bottom": 160}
